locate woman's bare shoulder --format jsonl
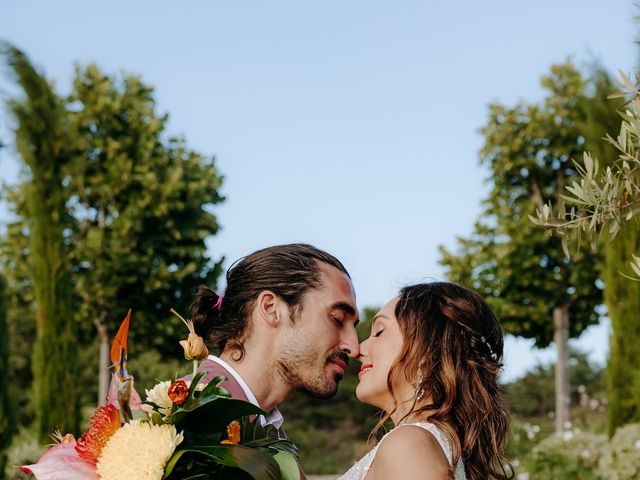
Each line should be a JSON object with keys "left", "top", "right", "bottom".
{"left": 366, "top": 425, "right": 450, "bottom": 480}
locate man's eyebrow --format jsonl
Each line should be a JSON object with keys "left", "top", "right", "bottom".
{"left": 331, "top": 301, "right": 357, "bottom": 317}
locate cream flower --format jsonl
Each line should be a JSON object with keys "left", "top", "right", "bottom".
{"left": 144, "top": 381, "right": 173, "bottom": 417}
{"left": 96, "top": 421, "right": 183, "bottom": 480}
{"left": 186, "top": 380, "right": 206, "bottom": 392}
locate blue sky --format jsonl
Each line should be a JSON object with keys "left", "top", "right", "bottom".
{"left": 0, "top": 1, "right": 637, "bottom": 381}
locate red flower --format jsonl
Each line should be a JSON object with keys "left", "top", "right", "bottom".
{"left": 75, "top": 404, "right": 121, "bottom": 464}
{"left": 168, "top": 380, "right": 190, "bottom": 405}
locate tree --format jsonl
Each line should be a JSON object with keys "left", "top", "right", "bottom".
{"left": 2, "top": 56, "right": 225, "bottom": 407}
{"left": 603, "top": 227, "right": 640, "bottom": 434}
{"left": 439, "top": 63, "right": 619, "bottom": 434}
{"left": 0, "top": 275, "right": 15, "bottom": 478}
{"left": 64, "top": 64, "right": 224, "bottom": 404}
{"left": 504, "top": 348, "right": 605, "bottom": 420}
{"left": 2, "top": 43, "right": 80, "bottom": 439}
{"left": 531, "top": 70, "right": 640, "bottom": 436}
{"left": 0, "top": 190, "right": 38, "bottom": 427}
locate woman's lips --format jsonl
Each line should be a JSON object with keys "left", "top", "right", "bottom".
{"left": 358, "top": 363, "right": 373, "bottom": 379}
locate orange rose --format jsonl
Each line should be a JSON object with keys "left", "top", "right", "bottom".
{"left": 167, "top": 380, "right": 190, "bottom": 406}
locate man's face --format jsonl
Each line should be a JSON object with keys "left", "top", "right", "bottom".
{"left": 276, "top": 263, "right": 359, "bottom": 398}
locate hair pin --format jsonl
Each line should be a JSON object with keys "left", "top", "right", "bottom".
{"left": 480, "top": 336, "right": 498, "bottom": 361}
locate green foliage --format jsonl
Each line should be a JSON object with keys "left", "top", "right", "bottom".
{"left": 1, "top": 44, "right": 224, "bottom": 437}
{"left": 504, "top": 349, "right": 606, "bottom": 419}
{"left": 508, "top": 417, "right": 555, "bottom": 465}
{"left": 523, "top": 431, "right": 607, "bottom": 480}
{"left": 0, "top": 275, "right": 15, "bottom": 478}
{"left": 440, "top": 62, "right": 614, "bottom": 347}
{"left": 147, "top": 374, "right": 299, "bottom": 480}
{"left": 0, "top": 189, "right": 36, "bottom": 430}
{"left": 65, "top": 64, "right": 224, "bottom": 356}
{"left": 514, "top": 422, "right": 640, "bottom": 480}
{"left": 605, "top": 228, "right": 640, "bottom": 435}
{"left": 528, "top": 66, "right": 640, "bottom": 436}
{"left": 598, "top": 423, "right": 640, "bottom": 479}
{"left": 530, "top": 70, "right": 640, "bottom": 257}
{"left": 3, "top": 427, "right": 43, "bottom": 480}
{"left": 129, "top": 349, "right": 187, "bottom": 395}
{"left": 2, "top": 43, "right": 80, "bottom": 440}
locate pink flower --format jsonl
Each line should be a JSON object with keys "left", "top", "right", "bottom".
{"left": 20, "top": 442, "right": 96, "bottom": 480}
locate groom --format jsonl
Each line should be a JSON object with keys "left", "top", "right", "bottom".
{"left": 189, "top": 243, "right": 360, "bottom": 437}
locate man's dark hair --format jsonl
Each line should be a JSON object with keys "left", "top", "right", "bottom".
{"left": 190, "top": 243, "right": 349, "bottom": 357}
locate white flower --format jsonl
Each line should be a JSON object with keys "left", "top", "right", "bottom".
{"left": 185, "top": 380, "right": 206, "bottom": 392}
{"left": 96, "top": 421, "right": 183, "bottom": 480}
{"left": 580, "top": 448, "right": 591, "bottom": 458}
{"left": 145, "top": 381, "right": 173, "bottom": 417}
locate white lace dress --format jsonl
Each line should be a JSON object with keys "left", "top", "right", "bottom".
{"left": 337, "top": 422, "right": 466, "bottom": 480}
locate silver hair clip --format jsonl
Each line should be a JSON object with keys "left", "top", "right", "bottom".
{"left": 481, "top": 336, "right": 498, "bottom": 361}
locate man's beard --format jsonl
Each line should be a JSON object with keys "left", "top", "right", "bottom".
{"left": 277, "top": 350, "right": 349, "bottom": 400}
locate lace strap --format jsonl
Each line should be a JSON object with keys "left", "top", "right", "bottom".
{"left": 392, "top": 422, "right": 454, "bottom": 466}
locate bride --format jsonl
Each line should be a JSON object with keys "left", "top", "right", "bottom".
{"left": 339, "top": 282, "right": 514, "bottom": 480}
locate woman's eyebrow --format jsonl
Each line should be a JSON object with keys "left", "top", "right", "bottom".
{"left": 370, "top": 314, "right": 387, "bottom": 331}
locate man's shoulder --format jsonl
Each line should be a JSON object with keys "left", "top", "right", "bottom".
{"left": 188, "top": 358, "right": 250, "bottom": 402}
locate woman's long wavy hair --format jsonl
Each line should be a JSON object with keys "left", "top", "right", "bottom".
{"left": 373, "top": 282, "right": 514, "bottom": 480}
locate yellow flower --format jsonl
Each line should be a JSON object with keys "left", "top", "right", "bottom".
{"left": 171, "top": 308, "right": 209, "bottom": 361}
{"left": 221, "top": 421, "right": 241, "bottom": 445}
{"left": 179, "top": 332, "right": 209, "bottom": 361}
{"left": 96, "top": 421, "right": 183, "bottom": 480}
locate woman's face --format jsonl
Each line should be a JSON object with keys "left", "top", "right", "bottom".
{"left": 356, "top": 296, "right": 412, "bottom": 411}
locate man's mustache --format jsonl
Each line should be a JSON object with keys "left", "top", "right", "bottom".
{"left": 327, "top": 351, "right": 350, "bottom": 367}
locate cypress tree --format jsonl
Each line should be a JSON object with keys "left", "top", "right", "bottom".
{"left": 605, "top": 227, "right": 640, "bottom": 435}
{"left": 580, "top": 69, "right": 639, "bottom": 436}
{"left": 0, "top": 275, "right": 14, "bottom": 479}
{"left": 2, "top": 43, "right": 79, "bottom": 439}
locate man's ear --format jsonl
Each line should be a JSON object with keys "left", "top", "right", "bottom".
{"left": 255, "top": 290, "right": 281, "bottom": 327}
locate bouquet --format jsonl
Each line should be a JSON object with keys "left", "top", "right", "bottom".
{"left": 20, "top": 309, "right": 300, "bottom": 480}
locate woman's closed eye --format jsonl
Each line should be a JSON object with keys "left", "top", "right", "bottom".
{"left": 373, "top": 328, "right": 384, "bottom": 338}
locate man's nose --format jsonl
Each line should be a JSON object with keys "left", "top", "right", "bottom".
{"left": 340, "top": 325, "right": 360, "bottom": 358}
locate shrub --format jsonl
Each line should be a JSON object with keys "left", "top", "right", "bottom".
{"left": 521, "top": 430, "right": 607, "bottom": 480}
{"left": 3, "top": 427, "right": 44, "bottom": 480}
{"left": 598, "top": 423, "right": 640, "bottom": 480}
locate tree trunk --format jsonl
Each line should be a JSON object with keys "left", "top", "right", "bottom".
{"left": 553, "top": 303, "right": 571, "bottom": 434}
{"left": 96, "top": 319, "right": 110, "bottom": 406}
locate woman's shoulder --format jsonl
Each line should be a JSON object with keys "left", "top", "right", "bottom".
{"left": 367, "top": 423, "right": 450, "bottom": 480}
